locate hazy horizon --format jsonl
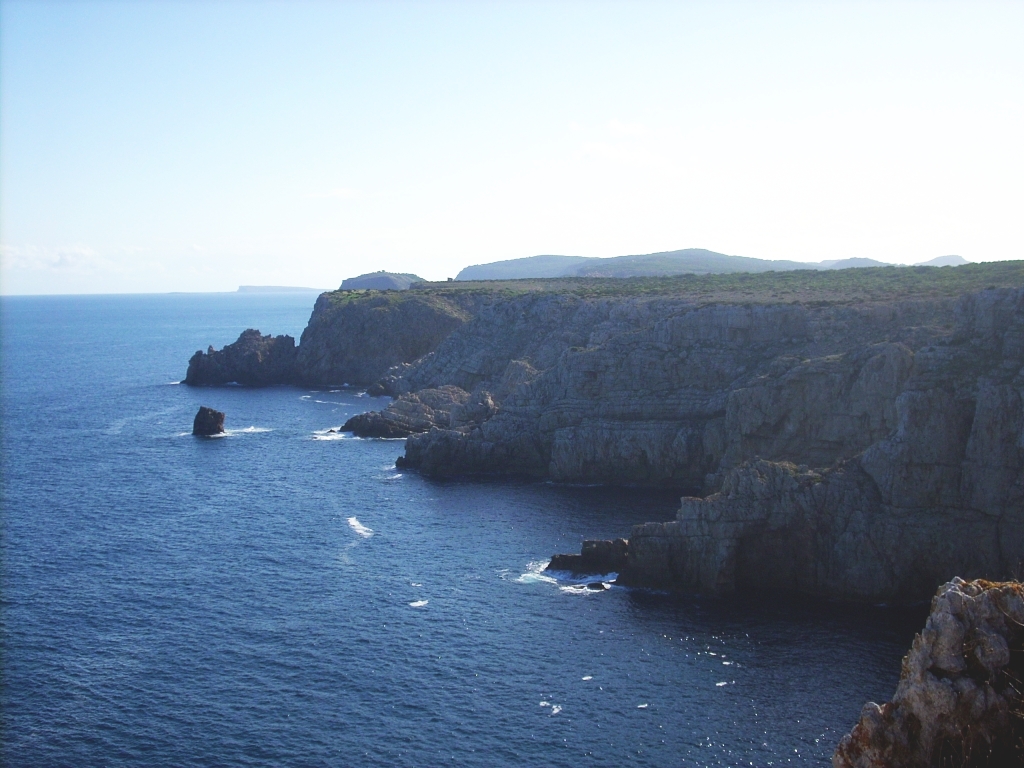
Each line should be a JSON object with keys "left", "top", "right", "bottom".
{"left": 2, "top": 1, "right": 1022, "bottom": 296}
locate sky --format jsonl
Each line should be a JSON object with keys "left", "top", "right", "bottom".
{"left": 1, "top": 1, "right": 1022, "bottom": 295}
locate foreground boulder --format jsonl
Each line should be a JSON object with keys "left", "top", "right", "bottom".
{"left": 834, "top": 578, "right": 1024, "bottom": 767}
{"left": 192, "top": 406, "right": 225, "bottom": 436}
{"left": 185, "top": 329, "right": 297, "bottom": 386}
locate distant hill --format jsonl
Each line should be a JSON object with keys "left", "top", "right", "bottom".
{"left": 455, "top": 255, "right": 592, "bottom": 281}
{"left": 238, "top": 285, "right": 330, "bottom": 293}
{"left": 917, "top": 255, "right": 970, "bottom": 267}
{"left": 340, "top": 271, "right": 425, "bottom": 290}
{"left": 456, "top": 249, "right": 973, "bottom": 280}
{"left": 818, "top": 258, "right": 891, "bottom": 269}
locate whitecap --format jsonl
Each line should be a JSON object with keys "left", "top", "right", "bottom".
{"left": 347, "top": 517, "right": 373, "bottom": 538}
{"left": 581, "top": 675, "right": 593, "bottom": 681}
{"left": 513, "top": 561, "right": 559, "bottom": 586}
{"left": 408, "top": 600, "right": 428, "bottom": 608}
{"left": 539, "top": 701, "right": 551, "bottom": 707}
{"left": 410, "top": 582, "right": 422, "bottom": 587}
{"left": 715, "top": 681, "right": 730, "bottom": 687}
{"left": 637, "top": 704, "right": 649, "bottom": 709}
{"left": 550, "top": 705, "right": 562, "bottom": 715}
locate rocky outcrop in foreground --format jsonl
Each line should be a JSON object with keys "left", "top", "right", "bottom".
{"left": 192, "top": 406, "right": 225, "bottom": 436}
{"left": 185, "top": 329, "right": 297, "bottom": 386}
{"left": 834, "top": 578, "right": 1024, "bottom": 768}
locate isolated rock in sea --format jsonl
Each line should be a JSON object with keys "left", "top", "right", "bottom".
{"left": 192, "top": 406, "right": 225, "bottom": 436}
{"left": 833, "top": 578, "right": 1024, "bottom": 768}
{"left": 185, "top": 329, "right": 298, "bottom": 386}
{"left": 547, "top": 539, "right": 629, "bottom": 575}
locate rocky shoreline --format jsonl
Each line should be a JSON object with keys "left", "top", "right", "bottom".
{"left": 184, "top": 265, "right": 1024, "bottom": 602}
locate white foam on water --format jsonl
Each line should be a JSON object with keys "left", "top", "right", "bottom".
{"left": 715, "top": 681, "right": 730, "bottom": 687}
{"left": 581, "top": 676, "right": 593, "bottom": 681}
{"left": 347, "top": 517, "right": 374, "bottom": 538}
{"left": 410, "top": 582, "right": 422, "bottom": 587}
{"left": 722, "top": 661, "right": 734, "bottom": 666}
{"left": 164, "top": 381, "right": 181, "bottom": 385}
{"left": 513, "top": 561, "right": 559, "bottom": 586}
{"left": 539, "top": 701, "right": 551, "bottom": 707}
{"left": 637, "top": 704, "right": 649, "bottom": 709}
{"left": 232, "top": 426, "right": 272, "bottom": 434}
{"left": 550, "top": 705, "right": 562, "bottom": 715}
{"left": 558, "top": 582, "right": 610, "bottom": 596}
{"left": 312, "top": 427, "right": 357, "bottom": 441}
{"left": 408, "top": 600, "right": 428, "bottom": 608}
{"left": 300, "top": 395, "right": 312, "bottom": 400}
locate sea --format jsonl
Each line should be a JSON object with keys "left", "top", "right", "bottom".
{"left": 0, "top": 292, "right": 926, "bottom": 767}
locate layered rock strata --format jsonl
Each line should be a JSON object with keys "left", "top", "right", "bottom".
{"left": 834, "top": 578, "right": 1024, "bottom": 768}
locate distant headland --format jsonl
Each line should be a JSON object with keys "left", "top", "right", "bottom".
{"left": 237, "top": 285, "right": 330, "bottom": 293}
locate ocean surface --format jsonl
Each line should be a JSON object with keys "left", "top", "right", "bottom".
{"left": 1, "top": 292, "right": 925, "bottom": 767}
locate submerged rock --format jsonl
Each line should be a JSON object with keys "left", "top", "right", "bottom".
{"left": 834, "top": 578, "right": 1024, "bottom": 768}
{"left": 192, "top": 406, "right": 225, "bottom": 436}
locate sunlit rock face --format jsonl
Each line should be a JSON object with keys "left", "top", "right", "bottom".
{"left": 834, "top": 578, "right": 1024, "bottom": 768}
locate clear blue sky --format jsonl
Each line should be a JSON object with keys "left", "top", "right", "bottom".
{"left": 1, "top": 0, "right": 1022, "bottom": 294}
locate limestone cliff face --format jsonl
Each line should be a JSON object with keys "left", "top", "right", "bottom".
{"left": 393, "top": 294, "right": 960, "bottom": 486}
{"left": 834, "top": 578, "right": 1024, "bottom": 767}
{"left": 362, "top": 287, "right": 1023, "bottom": 600}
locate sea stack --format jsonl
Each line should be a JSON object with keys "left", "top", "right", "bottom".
{"left": 192, "top": 406, "right": 225, "bottom": 436}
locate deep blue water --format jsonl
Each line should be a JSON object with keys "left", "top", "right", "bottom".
{"left": 1, "top": 293, "right": 924, "bottom": 767}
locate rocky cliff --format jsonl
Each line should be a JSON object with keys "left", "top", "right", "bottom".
{"left": 184, "top": 264, "right": 1024, "bottom": 601}
{"left": 834, "top": 578, "right": 1024, "bottom": 767}
{"left": 184, "top": 290, "right": 475, "bottom": 387}
{"left": 356, "top": 267, "right": 1024, "bottom": 600}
